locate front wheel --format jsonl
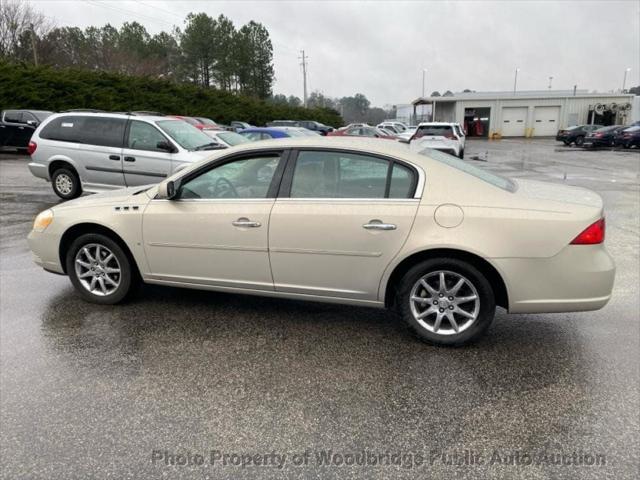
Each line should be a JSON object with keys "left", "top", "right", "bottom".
{"left": 458, "top": 148, "right": 465, "bottom": 159}
{"left": 66, "top": 233, "right": 136, "bottom": 304}
{"left": 397, "top": 259, "right": 496, "bottom": 346}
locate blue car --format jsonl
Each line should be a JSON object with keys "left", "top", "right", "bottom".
{"left": 239, "top": 126, "right": 318, "bottom": 141}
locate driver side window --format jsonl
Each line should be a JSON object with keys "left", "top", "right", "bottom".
{"left": 179, "top": 155, "right": 281, "bottom": 199}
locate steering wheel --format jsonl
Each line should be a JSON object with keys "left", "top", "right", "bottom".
{"left": 213, "top": 177, "right": 239, "bottom": 198}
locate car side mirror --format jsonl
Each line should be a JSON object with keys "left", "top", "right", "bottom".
{"left": 26, "top": 120, "right": 38, "bottom": 127}
{"left": 157, "top": 180, "right": 177, "bottom": 200}
{"left": 157, "top": 140, "right": 176, "bottom": 153}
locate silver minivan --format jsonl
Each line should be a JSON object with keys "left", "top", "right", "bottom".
{"left": 28, "top": 113, "right": 222, "bottom": 199}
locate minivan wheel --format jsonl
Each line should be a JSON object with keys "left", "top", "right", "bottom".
{"left": 52, "top": 167, "right": 81, "bottom": 200}
{"left": 397, "top": 259, "right": 496, "bottom": 346}
{"left": 66, "top": 233, "right": 134, "bottom": 304}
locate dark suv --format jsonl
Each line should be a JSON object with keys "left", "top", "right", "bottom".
{"left": 556, "top": 124, "right": 603, "bottom": 146}
{"left": 0, "top": 109, "right": 53, "bottom": 152}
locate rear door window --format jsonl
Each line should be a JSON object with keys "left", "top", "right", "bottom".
{"left": 3, "top": 111, "right": 22, "bottom": 123}
{"left": 76, "top": 117, "right": 126, "bottom": 147}
{"left": 415, "top": 125, "right": 454, "bottom": 138}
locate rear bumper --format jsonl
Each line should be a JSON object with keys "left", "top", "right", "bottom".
{"left": 28, "top": 161, "right": 49, "bottom": 180}
{"left": 493, "top": 244, "right": 615, "bottom": 314}
{"left": 582, "top": 138, "right": 611, "bottom": 147}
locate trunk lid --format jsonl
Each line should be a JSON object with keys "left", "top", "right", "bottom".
{"left": 514, "top": 179, "right": 603, "bottom": 209}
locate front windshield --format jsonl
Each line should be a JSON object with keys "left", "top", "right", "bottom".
{"left": 156, "top": 120, "right": 217, "bottom": 150}
{"left": 421, "top": 148, "right": 516, "bottom": 192}
{"left": 32, "top": 111, "right": 53, "bottom": 122}
{"left": 217, "top": 132, "right": 251, "bottom": 146}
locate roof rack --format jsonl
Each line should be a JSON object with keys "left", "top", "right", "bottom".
{"left": 61, "top": 108, "right": 105, "bottom": 113}
{"left": 127, "top": 111, "right": 165, "bottom": 116}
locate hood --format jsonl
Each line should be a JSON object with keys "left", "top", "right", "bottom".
{"left": 53, "top": 186, "right": 153, "bottom": 210}
{"left": 514, "top": 179, "right": 603, "bottom": 209}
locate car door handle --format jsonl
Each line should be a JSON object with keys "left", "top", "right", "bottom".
{"left": 109, "top": 155, "right": 120, "bottom": 161}
{"left": 232, "top": 218, "right": 261, "bottom": 228}
{"left": 124, "top": 156, "right": 136, "bottom": 162}
{"left": 363, "top": 221, "right": 397, "bottom": 231}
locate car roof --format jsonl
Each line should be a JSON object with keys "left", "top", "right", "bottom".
{"left": 48, "top": 111, "right": 168, "bottom": 123}
{"left": 417, "top": 122, "right": 457, "bottom": 126}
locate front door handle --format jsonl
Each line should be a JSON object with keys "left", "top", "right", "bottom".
{"left": 232, "top": 218, "right": 261, "bottom": 228}
{"left": 363, "top": 220, "right": 397, "bottom": 231}
{"left": 124, "top": 156, "right": 136, "bottom": 162}
{"left": 109, "top": 155, "right": 120, "bottom": 161}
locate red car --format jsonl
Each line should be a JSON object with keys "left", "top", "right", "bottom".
{"left": 171, "top": 115, "right": 221, "bottom": 131}
{"left": 328, "top": 125, "right": 395, "bottom": 139}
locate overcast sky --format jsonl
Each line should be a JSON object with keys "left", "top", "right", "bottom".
{"left": 31, "top": 0, "right": 640, "bottom": 106}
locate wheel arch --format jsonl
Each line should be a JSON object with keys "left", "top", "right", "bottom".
{"left": 59, "top": 222, "right": 141, "bottom": 278}
{"left": 383, "top": 248, "right": 509, "bottom": 310}
{"left": 48, "top": 157, "right": 80, "bottom": 180}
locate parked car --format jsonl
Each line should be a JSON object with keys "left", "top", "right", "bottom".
{"left": 556, "top": 124, "right": 603, "bottom": 146}
{"left": 338, "top": 123, "right": 370, "bottom": 131}
{"left": 0, "top": 109, "right": 53, "bottom": 152}
{"left": 230, "top": 121, "right": 253, "bottom": 132}
{"left": 296, "top": 120, "right": 334, "bottom": 136}
{"left": 380, "top": 125, "right": 401, "bottom": 135}
{"left": 614, "top": 125, "right": 640, "bottom": 148}
{"left": 27, "top": 138, "right": 615, "bottom": 346}
{"left": 28, "top": 112, "right": 220, "bottom": 199}
{"left": 266, "top": 120, "right": 299, "bottom": 127}
{"left": 328, "top": 126, "right": 395, "bottom": 139}
{"left": 378, "top": 121, "right": 408, "bottom": 133}
{"left": 202, "top": 129, "right": 252, "bottom": 147}
{"left": 409, "top": 122, "right": 465, "bottom": 158}
{"left": 582, "top": 125, "right": 626, "bottom": 148}
{"left": 239, "top": 126, "right": 317, "bottom": 140}
{"left": 396, "top": 126, "right": 418, "bottom": 142}
{"left": 170, "top": 115, "right": 220, "bottom": 131}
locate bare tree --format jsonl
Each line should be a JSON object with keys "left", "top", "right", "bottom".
{"left": 0, "top": 0, "right": 52, "bottom": 62}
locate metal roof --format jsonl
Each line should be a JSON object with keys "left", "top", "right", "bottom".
{"left": 412, "top": 90, "right": 635, "bottom": 105}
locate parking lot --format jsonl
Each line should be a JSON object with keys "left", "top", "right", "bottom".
{"left": 1, "top": 139, "right": 638, "bottom": 478}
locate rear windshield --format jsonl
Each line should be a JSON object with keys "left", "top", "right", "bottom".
{"left": 415, "top": 125, "right": 453, "bottom": 138}
{"left": 595, "top": 126, "right": 619, "bottom": 132}
{"left": 623, "top": 126, "right": 640, "bottom": 132}
{"left": 216, "top": 132, "right": 250, "bottom": 146}
{"left": 422, "top": 148, "right": 516, "bottom": 192}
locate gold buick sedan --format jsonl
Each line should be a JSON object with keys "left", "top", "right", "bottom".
{"left": 28, "top": 138, "right": 615, "bottom": 345}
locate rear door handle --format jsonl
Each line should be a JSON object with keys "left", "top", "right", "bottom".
{"left": 363, "top": 221, "right": 397, "bottom": 231}
{"left": 109, "top": 155, "right": 120, "bottom": 161}
{"left": 124, "top": 156, "right": 136, "bottom": 162}
{"left": 232, "top": 218, "right": 261, "bottom": 228}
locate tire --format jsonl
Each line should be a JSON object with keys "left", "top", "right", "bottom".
{"left": 65, "top": 233, "right": 137, "bottom": 304}
{"left": 563, "top": 140, "right": 570, "bottom": 146}
{"left": 458, "top": 148, "right": 465, "bottom": 159}
{"left": 574, "top": 135, "right": 585, "bottom": 146}
{"left": 623, "top": 143, "right": 630, "bottom": 149}
{"left": 397, "top": 258, "right": 496, "bottom": 346}
{"left": 52, "top": 167, "right": 81, "bottom": 200}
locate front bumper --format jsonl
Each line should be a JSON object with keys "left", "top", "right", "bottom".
{"left": 27, "top": 229, "right": 64, "bottom": 274}
{"left": 493, "top": 244, "right": 615, "bottom": 314}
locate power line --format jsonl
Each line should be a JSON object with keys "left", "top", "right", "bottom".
{"left": 83, "top": 0, "right": 176, "bottom": 29}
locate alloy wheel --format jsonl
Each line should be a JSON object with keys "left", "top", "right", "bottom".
{"left": 74, "top": 243, "right": 121, "bottom": 296}
{"left": 409, "top": 270, "right": 480, "bottom": 335}
{"left": 55, "top": 174, "right": 73, "bottom": 195}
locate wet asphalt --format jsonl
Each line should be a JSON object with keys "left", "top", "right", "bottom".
{"left": 0, "top": 139, "right": 638, "bottom": 479}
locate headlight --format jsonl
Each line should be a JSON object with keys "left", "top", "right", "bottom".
{"left": 33, "top": 209, "right": 54, "bottom": 232}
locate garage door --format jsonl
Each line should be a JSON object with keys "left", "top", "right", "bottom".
{"left": 532, "top": 106, "right": 560, "bottom": 136}
{"left": 501, "top": 107, "right": 527, "bottom": 136}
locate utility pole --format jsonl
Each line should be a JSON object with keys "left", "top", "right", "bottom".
{"left": 548, "top": 76, "right": 553, "bottom": 90}
{"left": 30, "top": 23, "right": 38, "bottom": 66}
{"left": 299, "top": 50, "right": 308, "bottom": 108}
{"left": 622, "top": 68, "right": 631, "bottom": 92}
{"left": 513, "top": 68, "right": 520, "bottom": 95}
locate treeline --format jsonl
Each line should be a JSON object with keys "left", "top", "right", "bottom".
{"left": 1, "top": 1, "right": 274, "bottom": 98}
{"left": 0, "top": 62, "right": 342, "bottom": 127}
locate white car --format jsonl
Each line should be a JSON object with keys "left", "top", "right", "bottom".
{"left": 378, "top": 121, "right": 408, "bottom": 133}
{"left": 27, "top": 138, "right": 615, "bottom": 346}
{"left": 202, "top": 129, "right": 252, "bottom": 148}
{"left": 409, "top": 122, "right": 465, "bottom": 158}
{"left": 27, "top": 112, "right": 218, "bottom": 199}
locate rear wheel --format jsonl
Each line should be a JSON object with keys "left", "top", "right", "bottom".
{"left": 66, "top": 233, "right": 136, "bottom": 304}
{"left": 574, "top": 135, "right": 585, "bottom": 146}
{"left": 563, "top": 140, "right": 570, "bottom": 146}
{"left": 458, "top": 148, "right": 465, "bottom": 159}
{"left": 397, "top": 259, "right": 496, "bottom": 346}
{"left": 52, "top": 167, "right": 81, "bottom": 200}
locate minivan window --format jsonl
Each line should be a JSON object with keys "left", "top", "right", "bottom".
{"left": 77, "top": 117, "right": 126, "bottom": 148}
{"left": 127, "top": 121, "right": 169, "bottom": 151}
{"left": 40, "top": 116, "right": 82, "bottom": 142}
{"left": 156, "top": 119, "right": 215, "bottom": 150}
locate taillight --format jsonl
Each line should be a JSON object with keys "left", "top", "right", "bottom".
{"left": 570, "top": 218, "right": 605, "bottom": 245}
{"left": 594, "top": 133, "right": 603, "bottom": 138}
{"left": 27, "top": 141, "right": 37, "bottom": 155}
